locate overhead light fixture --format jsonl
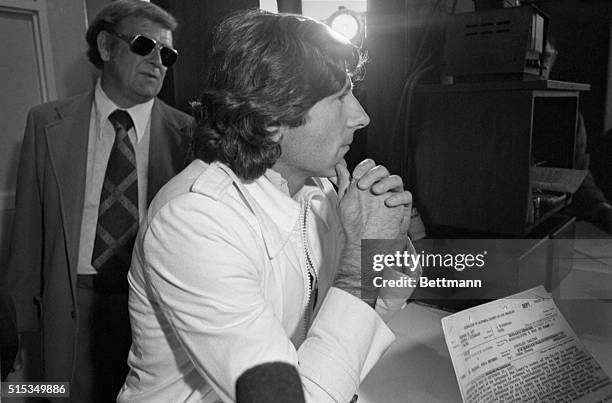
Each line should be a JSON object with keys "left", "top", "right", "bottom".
{"left": 326, "top": 6, "right": 365, "bottom": 45}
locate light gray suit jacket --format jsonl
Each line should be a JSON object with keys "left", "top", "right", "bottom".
{"left": 0, "top": 91, "right": 194, "bottom": 383}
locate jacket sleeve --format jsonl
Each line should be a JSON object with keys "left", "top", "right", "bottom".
{"left": 0, "top": 109, "right": 43, "bottom": 332}
{"left": 572, "top": 113, "right": 609, "bottom": 220}
{"left": 142, "top": 196, "right": 395, "bottom": 403}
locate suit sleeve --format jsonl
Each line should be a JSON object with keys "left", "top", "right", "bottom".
{"left": 142, "top": 196, "right": 395, "bottom": 403}
{"left": 0, "top": 109, "right": 44, "bottom": 332}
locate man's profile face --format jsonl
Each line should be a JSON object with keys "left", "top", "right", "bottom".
{"left": 99, "top": 16, "right": 173, "bottom": 107}
{"left": 274, "top": 80, "right": 370, "bottom": 183}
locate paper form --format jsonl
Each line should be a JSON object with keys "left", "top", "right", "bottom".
{"left": 441, "top": 286, "right": 612, "bottom": 403}
{"left": 530, "top": 167, "right": 588, "bottom": 194}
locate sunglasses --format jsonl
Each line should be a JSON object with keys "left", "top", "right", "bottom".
{"left": 106, "top": 30, "right": 178, "bottom": 68}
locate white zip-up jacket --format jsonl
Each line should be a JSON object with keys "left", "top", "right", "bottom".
{"left": 118, "top": 159, "right": 414, "bottom": 403}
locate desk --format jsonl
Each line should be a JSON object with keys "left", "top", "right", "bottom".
{"left": 555, "top": 221, "right": 612, "bottom": 377}
{"left": 359, "top": 221, "right": 612, "bottom": 402}
{"left": 358, "top": 303, "right": 459, "bottom": 402}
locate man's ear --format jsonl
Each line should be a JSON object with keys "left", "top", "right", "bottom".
{"left": 97, "top": 30, "right": 112, "bottom": 63}
{"left": 266, "top": 124, "right": 283, "bottom": 142}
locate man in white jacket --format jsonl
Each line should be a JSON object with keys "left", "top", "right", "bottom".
{"left": 119, "top": 9, "right": 420, "bottom": 403}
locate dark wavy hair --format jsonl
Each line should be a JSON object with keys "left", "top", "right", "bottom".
{"left": 192, "top": 9, "right": 365, "bottom": 181}
{"left": 85, "top": 0, "right": 177, "bottom": 69}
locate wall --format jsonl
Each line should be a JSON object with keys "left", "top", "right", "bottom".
{"left": 153, "top": 0, "right": 259, "bottom": 113}
{"left": 0, "top": 0, "right": 92, "bottom": 273}
{"left": 48, "top": 0, "right": 96, "bottom": 99}
{"left": 366, "top": 0, "right": 458, "bottom": 177}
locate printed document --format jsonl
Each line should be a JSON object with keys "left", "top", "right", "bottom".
{"left": 441, "top": 286, "right": 612, "bottom": 402}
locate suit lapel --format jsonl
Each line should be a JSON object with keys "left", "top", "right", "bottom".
{"left": 44, "top": 95, "right": 190, "bottom": 274}
{"left": 147, "top": 99, "right": 191, "bottom": 203}
{"left": 45, "top": 92, "right": 92, "bottom": 278}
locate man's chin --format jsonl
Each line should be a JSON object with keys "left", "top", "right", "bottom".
{"left": 320, "top": 166, "right": 338, "bottom": 179}
{"left": 135, "top": 82, "right": 162, "bottom": 100}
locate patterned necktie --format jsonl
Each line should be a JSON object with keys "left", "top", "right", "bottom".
{"left": 91, "top": 109, "right": 138, "bottom": 276}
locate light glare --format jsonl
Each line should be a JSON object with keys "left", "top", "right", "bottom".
{"left": 330, "top": 13, "right": 359, "bottom": 41}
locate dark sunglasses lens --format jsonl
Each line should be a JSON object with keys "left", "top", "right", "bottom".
{"left": 130, "top": 36, "right": 156, "bottom": 56}
{"left": 130, "top": 35, "right": 177, "bottom": 67}
{"left": 160, "top": 48, "right": 178, "bottom": 67}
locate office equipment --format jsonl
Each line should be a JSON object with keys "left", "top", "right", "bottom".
{"left": 443, "top": 5, "right": 548, "bottom": 81}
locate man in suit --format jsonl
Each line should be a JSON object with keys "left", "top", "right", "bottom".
{"left": 0, "top": 1, "right": 193, "bottom": 401}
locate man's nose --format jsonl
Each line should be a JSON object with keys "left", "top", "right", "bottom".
{"left": 349, "top": 95, "right": 370, "bottom": 129}
{"left": 148, "top": 45, "right": 165, "bottom": 68}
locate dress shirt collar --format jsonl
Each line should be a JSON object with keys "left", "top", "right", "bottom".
{"left": 93, "top": 79, "right": 154, "bottom": 143}
{"left": 245, "top": 167, "right": 336, "bottom": 254}
{"left": 263, "top": 168, "right": 330, "bottom": 205}
{"left": 263, "top": 168, "right": 291, "bottom": 196}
